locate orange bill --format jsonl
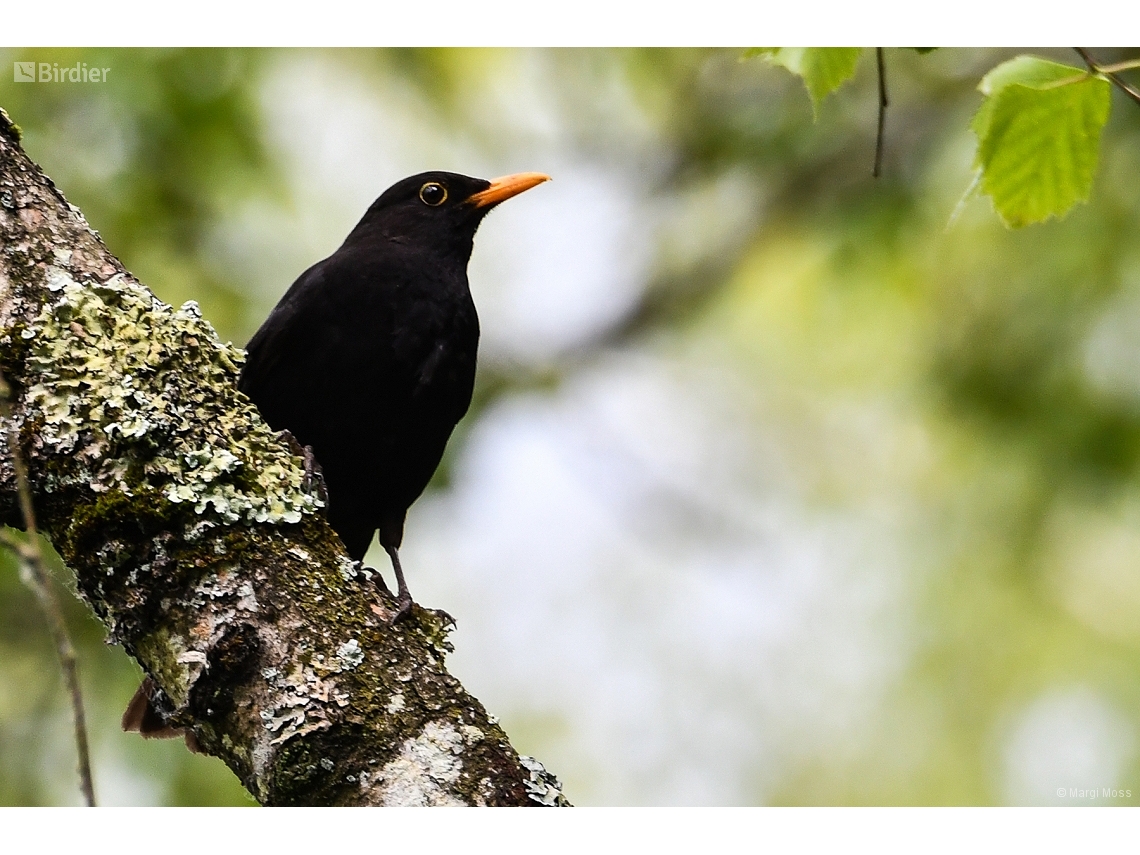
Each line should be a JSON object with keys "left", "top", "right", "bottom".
{"left": 467, "top": 172, "right": 551, "bottom": 208}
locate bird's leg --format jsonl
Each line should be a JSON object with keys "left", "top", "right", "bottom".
{"left": 383, "top": 544, "right": 414, "bottom": 621}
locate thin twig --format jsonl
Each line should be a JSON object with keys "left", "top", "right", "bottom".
{"left": 0, "top": 370, "right": 96, "bottom": 807}
{"left": 873, "top": 47, "right": 889, "bottom": 179}
{"left": 1074, "top": 47, "right": 1140, "bottom": 107}
{"left": 1099, "top": 59, "right": 1140, "bottom": 75}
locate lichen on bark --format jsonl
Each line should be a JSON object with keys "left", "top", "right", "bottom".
{"left": 0, "top": 105, "right": 568, "bottom": 806}
{"left": 22, "top": 268, "right": 319, "bottom": 525}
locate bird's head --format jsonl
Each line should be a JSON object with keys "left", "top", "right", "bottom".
{"left": 348, "top": 171, "right": 550, "bottom": 258}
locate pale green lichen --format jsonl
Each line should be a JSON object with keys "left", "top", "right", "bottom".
{"left": 367, "top": 720, "right": 472, "bottom": 806}
{"left": 334, "top": 639, "right": 364, "bottom": 671}
{"left": 518, "top": 755, "right": 571, "bottom": 806}
{"left": 22, "top": 270, "right": 321, "bottom": 525}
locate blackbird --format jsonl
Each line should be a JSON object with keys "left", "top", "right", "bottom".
{"left": 122, "top": 170, "right": 548, "bottom": 741}
{"left": 239, "top": 170, "right": 549, "bottom": 613}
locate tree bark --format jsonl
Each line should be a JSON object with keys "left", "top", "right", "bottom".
{"left": 0, "top": 108, "right": 568, "bottom": 807}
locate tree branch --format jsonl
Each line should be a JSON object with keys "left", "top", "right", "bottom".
{"left": 1074, "top": 47, "right": 1140, "bottom": 107}
{"left": 0, "top": 107, "right": 568, "bottom": 806}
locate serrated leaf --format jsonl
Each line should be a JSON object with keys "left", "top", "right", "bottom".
{"left": 972, "top": 56, "right": 1088, "bottom": 142}
{"left": 975, "top": 75, "right": 1110, "bottom": 227}
{"left": 761, "top": 48, "right": 864, "bottom": 114}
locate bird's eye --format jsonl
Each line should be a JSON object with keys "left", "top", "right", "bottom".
{"left": 419, "top": 182, "right": 448, "bottom": 206}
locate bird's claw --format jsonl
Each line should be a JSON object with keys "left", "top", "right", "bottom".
{"left": 391, "top": 593, "right": 414, "bottom": 624}
{"left": 361, "top": 563, "right": 390, "bottom": 595}
{"left": 301, "top": 447, "right": 328, "bottom": 502}
{"left": 363, "top": 563, "right": 411, "bottom": 622}
{"left": 276, "top": 428, "right": 305, "bottom": 456}
{"left": 277, "top": 429, "right": 328, "bottom": 502}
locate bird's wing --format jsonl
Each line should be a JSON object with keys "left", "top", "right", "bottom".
{"left": 238, "top": 261, "right": 328, "bottom": 398}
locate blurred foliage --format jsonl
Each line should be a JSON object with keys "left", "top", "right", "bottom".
{"left": 748, "top": 48, "right": 865, "bottom": 112}
{"left": 754, "top": 47, "right": 1128, "bottom": 227}
{"left": 0, "top": 49, "right": 277, "bottom": 340}
{"left": 1, "top": 47, "right": 1140, "bottom": 805}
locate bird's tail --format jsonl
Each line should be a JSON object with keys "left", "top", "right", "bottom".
{"left": 121, "top": 677, "right": 201, "bottom": 753}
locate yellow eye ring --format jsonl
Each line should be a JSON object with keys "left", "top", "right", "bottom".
{"left": 419, "top": 182, "right": 448, "bottom": 206}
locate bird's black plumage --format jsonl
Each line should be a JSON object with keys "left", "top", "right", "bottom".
{"left": 238, "top": 170, "right": 548, "bottom": 604}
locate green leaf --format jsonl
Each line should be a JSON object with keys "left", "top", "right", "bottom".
{"left": 978, "top": 55, "right": 1084, "bottom": 95}
{"left": 754, "top": 48, "right": 865, "bottom": 114}
{"left": 972, "top": 56, "right": 1087, "bottom": 142}
{"left": 971, "top": 56, "right": 1111, "bottom": 227}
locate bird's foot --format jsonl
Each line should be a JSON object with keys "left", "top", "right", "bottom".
{"left": 299, "top": 446, "right": 328, "bottom": 502}
{"left": 276, "top": 428, "right": 305, "bottom": 456}
{"left": 362, "top": 562, "right": 412, "bottom": 622}
{"left": 391, "top": 591, "right": 414, "bottom": 623}
{"left": 276, "top": 429, "right": 328, "bottom": 502}
{"left": 363, "top": 563, "right": 391, "bottom": 596}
